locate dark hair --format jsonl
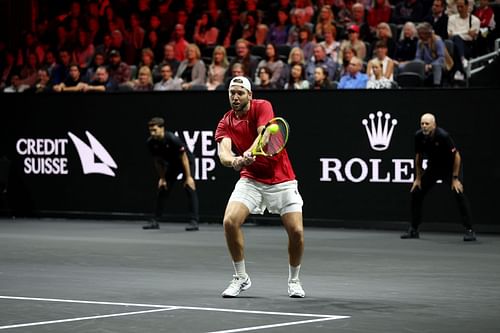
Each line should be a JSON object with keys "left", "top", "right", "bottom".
{"left": 148, "top": 117, "right": 165, "bottom": 127}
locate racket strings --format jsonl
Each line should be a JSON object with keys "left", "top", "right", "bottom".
{"left": 263, "top": 123, "right": 287, "bottom": 155}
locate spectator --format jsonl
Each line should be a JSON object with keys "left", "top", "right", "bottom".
{"left": 366, "top": 40, "right": 394, "bottom": 81}
{"left": 81, "top": 66, "right": 119, "bottom": 92}
{"left": 278, "top": 46, "right": 306, "bottom": 88}
{"left": 392, "top": 0, "right": 424, "bottom": 25}
{"left": 255, "top": 66, "right": 278, "bottom": 89}
{"left": 27, "top": 68, "right": 53, "bottom": 93}
{"left": 338, "top": 56, "right": 368, "bottom": 89}
{"left": 170, "top": 24, "right": 189, "bottom": 62}
{"left": 473, "top": 0, "right": 496, "bottom": 54}
{"left": 394, "top": 22, "right": 419, "bottom": 70}
{"left": 206, "top": 45, "right": 229, "bottom": 90}
{"left": 193, "top": 12, "right": 219, "bottom": 49}
{"left": 110, "top": 29, "right": 135, "bottom": 65}
{"left": 424, "top": 0, "right": 449, "bottom": 40}
{"left": 305, "top": 44, "right": 338, "bottom": 84}
{"left": 129, "top": 65, "right": 154, "bottom": 91}
{"left": 447, "top": 0, "right": 480, "bottom": 77}
{"left": 284, "top": 63, "right": 310, "bottom": 89}
{"left": 366, "top": 59, "right": 393, "bottom": 88}
{"left": 268, "top": 9, "right": 290, "bottom": 46}
{"left": 158, "top": 43, "right": 180, "bottom": 76}
{"left": 291, "top": 26, "right": 315, "bottom": 61}
{"left": 319, "top": 26, "right": 341, "bottom": 63}
{"left": 126, "top": 13, "right": 145, "bottom": 52}
{"left": 3, "top": 74, "right": 30, "bottom": 92}
{"left": 226, "top": 39, "right": 260, "bottom": 81}
{"left": 339, "top": 24, "right": 366, "bottom": 64}
{"left": 315, "top": 5, "right": 337, "bottom": 41}
{"left": 73, "top": 30, "right": 95, "bottom": 70}
{"left": 107, "top": 49, "right": 131, "bottom": 84}
{"left": 287, "top": 8, "right": 314, "bottom": 46}
{"left": 19, "top": 53, "right": 39, "bottom": 87}
{"left": 154, "top": 63, "right": 182, "bottom": 91}
{"left": 367, "top": 0, "right": 392, "bottom": 34}
{"left": 53, "top": 63, "right": 85, "bottom": 92}
{"left": 255, "top": 43, "right": 284, "bottom": 86}
{"left": 338, "top": 46, "right": 357, "bottom": 78}
{"left": 254, "top": 24, "right": 270, "bottom": 47}
{"left": 415, "top": 22, "right": 446, "bottom": 86}
{"left": 84, "top": 51, "right": 106, "bottom": 82}
{"left": 175, "top": 43, "right": 206, "bottom": 90}
{"left": 374, "top": 22, "right": 396, "bottom": 59}
{"left": 350, "top": 3, "right": 372, "bottom": 43}
{"left": 138, "top": 48, "right": 158, "bottom": 79}
{"left": 0, "top": 50, "right": 18, "bottom": 90}
{"left": 311, "top": 66, "right": 335, "bottom": 89}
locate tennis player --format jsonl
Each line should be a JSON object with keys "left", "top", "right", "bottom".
{"left": 215, "top": 76, "right": 305, "bottom": 298}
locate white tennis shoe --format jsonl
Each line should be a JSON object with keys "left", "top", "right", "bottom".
{"left": 221, "top": 275, "right": 252, "bottom": 297}
{"left": 288, "top": 279, "right": 305, "bottom": 298}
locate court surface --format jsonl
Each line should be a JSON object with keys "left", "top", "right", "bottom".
{"left": 1, "top": 218, "right": 499, "bottom": 332}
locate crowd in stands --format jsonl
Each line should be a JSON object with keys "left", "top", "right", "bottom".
{"left": 1, "top": 0, "right": 498, "bottom": 93}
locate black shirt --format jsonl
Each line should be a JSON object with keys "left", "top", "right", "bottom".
{"left": 415, "top": 127, "right": 457, "bottom": 175}
{"left": 147, "top": 131, "right": 193, "bottom": 172}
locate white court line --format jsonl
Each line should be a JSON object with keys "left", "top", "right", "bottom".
{"left": 206, "top": 317, "right": 349, "bottom": 333}
{"left": 0, "top": 295, "right": 350, "bottom": 332}
{"left": 0, "top": 308, "right": 176, "bottom": 330}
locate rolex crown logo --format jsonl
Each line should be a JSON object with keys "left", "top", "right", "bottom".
{"left": 362, "top": 111, "right": 398, "bottom": 151}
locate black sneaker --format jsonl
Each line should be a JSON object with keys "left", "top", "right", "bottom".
{"left": 142, "top": 221, "right": 159, "bottom": 230}
{"left": 401, "top": 227, "right": 419, "bottom": 239}
{"left": 185, "top": 220, "right": 199, "bottom": 231}
{"left": 463, "top": 229, "right": 476, "bottom": 242}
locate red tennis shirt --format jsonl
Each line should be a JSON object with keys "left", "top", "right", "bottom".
{"left": 215, "top": 99, "right": 296, "bottom": 185}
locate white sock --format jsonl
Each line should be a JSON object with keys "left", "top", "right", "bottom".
{"left": 233, "top": 260, "right": 247, "bottom": 278}
{"left": 289, "top": 264, "right": 301, "bottom": 281}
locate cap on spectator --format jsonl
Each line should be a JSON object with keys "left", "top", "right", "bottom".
{"left": 109, "top": 49, "right": 120, "bottom": 57}
{"left": 229, "top": 76, "right": 252, "bottom": 92}
{"left": 347, "top": 24, "right": 360, "bottom": 33}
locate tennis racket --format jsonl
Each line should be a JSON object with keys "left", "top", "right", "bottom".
{"left": 251, "top": 117, "right": 289, "bottom": 157}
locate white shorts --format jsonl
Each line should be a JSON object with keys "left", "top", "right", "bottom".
{"left": 228, "top": 178, "right": 303, "bottom": 216}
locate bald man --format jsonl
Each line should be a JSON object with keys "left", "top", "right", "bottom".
{"left": 401, "top": 113, "right": 476, "bottom": 241}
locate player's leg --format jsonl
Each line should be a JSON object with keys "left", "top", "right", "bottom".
{"left": 269, "top": 180, "right": 305, "bottom": 297}
{"left": 223, "top": 201, "right": 250, "bottom": 263}
{"left": 281, "top": 211, "right": 305, "bottom": 298}
{"left": 221, "top": 201, "right": 252, "bottom": 297}
{"left": 221, "top": 179, "right": 262, "bottom": 297}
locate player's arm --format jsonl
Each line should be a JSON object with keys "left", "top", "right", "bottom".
{"left": 180, "top": 150, "right": 195, "bottom": 190}
{"left": 451, "top": 150, "right": 464, "bottom": 193}
{"left": 218, "top": 138, "right": 253, "bottom": 171}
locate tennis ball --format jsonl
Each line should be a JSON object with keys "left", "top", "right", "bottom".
{"left": 268, "top": 124, "right": 279, "bottom": 134}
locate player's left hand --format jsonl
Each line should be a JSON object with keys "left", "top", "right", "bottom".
{"left": 184, "top": 176, "right": 196, "bottom": 190}
{"left": 451, "top": 179, "right": 463, "bottom": 193}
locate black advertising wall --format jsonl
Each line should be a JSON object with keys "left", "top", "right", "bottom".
{"left": 1, "top": 89, "right": 498, "bottom": 226}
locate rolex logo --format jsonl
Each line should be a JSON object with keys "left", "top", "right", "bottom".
{"left": 362, "top": 111, "right": 397, "bottom": 151}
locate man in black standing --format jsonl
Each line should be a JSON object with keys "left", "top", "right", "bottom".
{"left": 143, "top": 117, "right": 199, "bottom": 231}
{"left": 401, "top": 113, "right": 476, "bottom": 241}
